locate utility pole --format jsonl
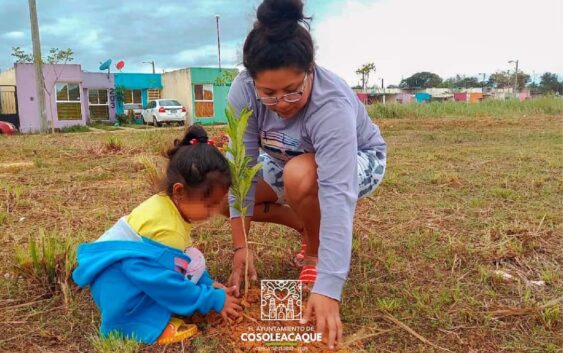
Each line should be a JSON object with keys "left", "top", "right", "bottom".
{"left": 509, "top": 59, "right": 519, "bottom": 95}
{"left": 28, "top": 0, "right": 48, "bottom": 133}
{"left": 478, "top": 72, "right": 486, "bottom": 86}
{"left": 142, "top": 61, "right": 155, "bottom": 74}
{"left": 216, "top": 15, "right": 221, "bottom": 71}
{"left": 381, "top": 78, "right": 386, "bottom": 105}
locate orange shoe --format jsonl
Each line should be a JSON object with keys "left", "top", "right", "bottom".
{"left": 156, "top": 317, "right": 198, "bottom": 345}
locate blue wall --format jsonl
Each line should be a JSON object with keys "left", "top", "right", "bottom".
{"left": 114, "top": 73, "right": 162, "bottom": 114}
{"left": 415, "top": 92, "right": 432, "bottom": 103}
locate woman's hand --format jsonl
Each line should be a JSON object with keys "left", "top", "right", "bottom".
{"left": 220, "top": 286, "right": 243, "bottom": 321}
{"left": 300, "top": 293, "right": 343, "bottom": 350}
{"left": 227, "top": 248, "right": 257, "bottom": 297}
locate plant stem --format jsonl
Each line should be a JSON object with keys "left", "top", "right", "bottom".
{"left": 241, "top": 214, "right": 249, "bottom": 300}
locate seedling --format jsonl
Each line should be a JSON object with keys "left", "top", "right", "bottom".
{"left": 225, "top": 104, "right": 262, "bottom": 300}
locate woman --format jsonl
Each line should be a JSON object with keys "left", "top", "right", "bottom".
{"left": 225, "top": 0, "right": 386, "bottom": 349}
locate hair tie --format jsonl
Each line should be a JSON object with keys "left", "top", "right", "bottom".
{"left": 207, "top": 139, "right": 215, "bottom": 146}
{"left": 190, "top": 138, "right": 199, "bottom": 145}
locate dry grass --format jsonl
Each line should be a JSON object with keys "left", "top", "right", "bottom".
{"left": 0, "top": 116, "right": 561, "bottom": 352}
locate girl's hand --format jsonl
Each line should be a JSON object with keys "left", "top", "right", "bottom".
{"left": 300, "top": 293, "right": 343, "bottom": 350}
{"left": 212, "top": 281, "right": 226, "bottom": 289}
{"left": 220, "top": 286, "right": 242, "bottom": 321}
{"left": 228, "top": 248, "right": 257, "bottom": 297}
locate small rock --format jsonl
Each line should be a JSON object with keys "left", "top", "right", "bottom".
{"left": 493, "top": 270, "right": 514, "bottom": 281}
{"left": 527, "top": 280, "right": 546, "bottom": 287}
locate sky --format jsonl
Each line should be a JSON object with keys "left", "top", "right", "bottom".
{"left": 1, "top": 0, "right": 561, "bottom": 86}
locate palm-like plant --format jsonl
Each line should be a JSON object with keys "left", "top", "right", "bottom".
{"left": 225, "top": 104, "right": 262, "bottom": 300}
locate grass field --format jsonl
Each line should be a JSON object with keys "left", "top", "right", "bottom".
{"left": 0, "top": 111, "right": 561, "bottom": 352}
{"left": 368, "top": 97, "right": 563, "bottom": 119}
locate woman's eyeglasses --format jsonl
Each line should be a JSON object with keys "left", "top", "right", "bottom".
{"left": 254, "top": 73, "right": 308, "bottom": 106}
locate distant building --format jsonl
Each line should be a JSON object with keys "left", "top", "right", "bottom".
{"left": 0, "top": 63, "right": 116, "bottom": 133}
{"left": 162, "top": 67, "right": 238, "bottom": 125}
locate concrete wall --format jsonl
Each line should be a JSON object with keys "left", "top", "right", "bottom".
{"left": 82, "top": 72, "right": 116, "bottom": 122}
{"left": 15, "top": 63, "right": 86, "bottom": 133}
{"left": 189, "top": 67, "right": 238, "bottom": 124}
{"left": 162, "top": 69, "right": 193, "bottom": 125}
{"left": 114, "top": 73, "right": 162, "bottom": 114}
{"left": 0, "top": 67, "right": 16, "bottom": 85}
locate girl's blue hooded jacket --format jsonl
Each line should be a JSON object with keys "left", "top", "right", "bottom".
{"left": 72, "top": 217, "right": 226, "bottom": 344}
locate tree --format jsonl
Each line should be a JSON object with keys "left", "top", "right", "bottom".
{"left": 400, "top": 72, "right": 442, "bottom": 89}
{"left": 487, "top": 71, "right": 511, "bottom": 88}
{"left": 488, "top": 70, "right": 530, "bottom": 90}
{"left": 515, "top": 72, "right": 530, "bottom": 91}
{"left": 10, "top": 46, "right": 74, "bottom": 64}
{"left": 11, "top": 46, "right": 33, "bottom": 63}
{"left": 539, "top": 72, "right": 562, "bottom": 94}
{"left": 441, "top": 75, "right": 480, "bottom": 89}
{"left": 355, "top": 63, "right": 376, "bottom": 91}
{"left": 45, "top": 48, "right": 74, "bottom": 64}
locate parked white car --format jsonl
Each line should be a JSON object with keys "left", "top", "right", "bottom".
{"left": 142, "top": 99, "right": 186, "bottom": 126}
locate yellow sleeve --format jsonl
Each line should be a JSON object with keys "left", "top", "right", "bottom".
{"left": 127, "top": 194, "right": 192, "bottom": 251}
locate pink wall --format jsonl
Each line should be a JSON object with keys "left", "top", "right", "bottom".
{"left": 82, "top": 72, "right": 116, "bottom": 122}
{"left": 15, "top": 63, "right": 115, "bottom": 132}
{"left": 16, "top": 63, "right": 84, "bottom": 132}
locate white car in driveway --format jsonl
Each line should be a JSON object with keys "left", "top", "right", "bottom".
{"left": 142, "top": 99, "right": 187, "bottom": 126}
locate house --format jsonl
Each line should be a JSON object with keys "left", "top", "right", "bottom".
{"left": 114, "top": 73, "right": 162, "bottom": 117}
{"left": 415, "top": 92, "right": 432, "bottom": 103}
{"left": 454, "top": 91, "right": 484, "bottom": 103}
{"left": 162, "top": 67, "right": 238, "bottom": 124}
{"left": 0, "top": 63, "right": 117, "bottom": 133}
{"left": 0, "top": 68, "right": 18, "bottom": 128}
{"left": 396, "top": 93, "right": 413, "bottom": 104}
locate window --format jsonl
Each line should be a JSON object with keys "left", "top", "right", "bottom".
{"left": 55, "top": 83, "right": 81, "bottom": 120}
{"left": 160, "top": 100, "right": 181, "bottom": 107}
{"left": 124, "top": 89, "right": 142, "bottom": 111}
{"left": 194, "top": 84, "right": 214, "bottom": 118}
{"left": 88, "top": 89, "right": 109, "bottom": 121}
{"left": 124, "top": 89, "right": 142, "bottom": 104}
{"left": 148, "top": 89, "right": 161, "bottom": 101}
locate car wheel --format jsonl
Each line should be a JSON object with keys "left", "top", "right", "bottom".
{"left": 153, "top": 117, "right": 161, "bottom": 127}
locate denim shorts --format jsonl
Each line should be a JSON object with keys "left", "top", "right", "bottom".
{"left": 257, "top": 150, "right": 386, "bottom": 204}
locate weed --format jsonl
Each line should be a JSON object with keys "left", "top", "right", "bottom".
{"left": 90, "top": 331, "right": 141, "bottom": 353}
{"left": 14, "top": 228, "right": 76, "bottom": 295}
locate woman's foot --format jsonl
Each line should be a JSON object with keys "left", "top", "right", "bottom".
{"left": 157, "top": 317, "right": 198, "bottom": 345}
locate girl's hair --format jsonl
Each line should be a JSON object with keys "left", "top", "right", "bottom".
{"left": 243, "top": 0, "right": 314, "bottom": 78}
{"left": 163, "top": 125, "right": 231, "bottom": 198}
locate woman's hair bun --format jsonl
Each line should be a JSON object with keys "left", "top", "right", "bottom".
{"left": 256, "top": 0, "right": 306, "bottom": 41}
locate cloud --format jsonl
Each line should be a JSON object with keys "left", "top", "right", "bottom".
{"left": 1, "top": 0, "right": 560, "bottom": 85}
{"left": 314, "top": 0, "right": 563, "bottom": 85}
{"left": 2, "top": 31, "right": 26, "bottom": 40}
{"left": 0, "top": 0, "right": 259, "bottom": 72}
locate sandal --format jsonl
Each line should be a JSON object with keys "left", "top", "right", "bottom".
{"left": 298, "top": 265, "right": 317, "bottom": 286}
{"left": 156, "top": 317, "right": 198, "bottom": 345}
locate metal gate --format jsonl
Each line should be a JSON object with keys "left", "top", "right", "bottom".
{"left": 0, "top": 85, "right": 19, "bottom": 129}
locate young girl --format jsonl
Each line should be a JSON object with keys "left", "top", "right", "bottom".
{"left": 73, "top": 126, "right": 241, "bottom": 345}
